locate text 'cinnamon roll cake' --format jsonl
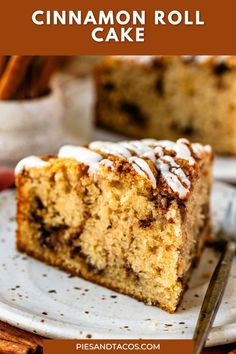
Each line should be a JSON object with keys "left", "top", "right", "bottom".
{"left": 15, "top": 138, "right": 212, "bottom": 313}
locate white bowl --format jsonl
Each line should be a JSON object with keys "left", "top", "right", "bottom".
{"left": 0, "top": 87, "right": 65, "bottom": 166}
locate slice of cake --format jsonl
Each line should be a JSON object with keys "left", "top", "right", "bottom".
{"left": 94, "top": 55, "right": 236, "bottom": 155}
{"left": 15, "top": 139, "right": 212, "bottom": 313}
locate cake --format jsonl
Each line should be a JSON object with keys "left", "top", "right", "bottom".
{"left": 94, "top": 55, "right": 236, "bottom": 155}
{"left": 15, "top": 138, "right": 212, "bottom": 313}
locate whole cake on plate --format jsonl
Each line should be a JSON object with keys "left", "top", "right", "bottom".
{"left": 94, "top": 55, "right": 236, "bottom": 155}
{"left": 15, "top": 138, "right": 212, "bottom": 313}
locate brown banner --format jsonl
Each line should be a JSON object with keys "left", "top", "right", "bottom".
{"left": 43, "top": 340, "right": 193, "bottom": 354}
{"left": 0, "top": 0, "right": 235, "bottom": 54}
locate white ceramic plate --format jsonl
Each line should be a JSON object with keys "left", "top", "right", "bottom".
{"left": 0, "top": 182, "right": 236, "bottom": 346}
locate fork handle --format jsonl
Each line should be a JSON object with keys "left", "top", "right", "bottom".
{"left": 193, "top": 241, "right": 236, "bottom": 354}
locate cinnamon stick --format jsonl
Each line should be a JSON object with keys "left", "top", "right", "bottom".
{"left": 0, "top": 56, "right": 8, "bottom": 77}
{"left": 0, "top": 322, "right": 43, "bottom": 348}
{"left": 0, "top": 329, "right": 38, "bottom": 351}
{"left": 16, "top": 57, "right": 40, "bottom": 100}
{"left": 0, "top": 56, "right": 33, "bottom": 100}
{"left": 33, "top": 56, "right": 58, "bottom": 96}
{"left": 0, "top": 339, "right": 31, "bottom": 354}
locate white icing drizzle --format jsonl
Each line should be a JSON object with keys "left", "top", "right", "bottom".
{"left": 142, "top": 150, "right": 157, "bottom": 163}
{"left": 182, "top": 55, "right": 213, "bottom": 63}
{"left": 90, "top": 158, "right": 115, "bottom": 175}
{"left": 147, "top": 139, "right": 195, "bottom": 165}
{"left": 174, "top": 139, "right": 195, "bottom": 165}
{"left": 99, "top": 159, "right": 114, "bottom": 169}
{"left": 174, "top": 168, "right": 191, "bottom": 188}
{"left": 160, "top": 155, "right": 190, "bottom": 194}
{"left": 89, "top": 141, "right": 131, "bottom": 158}
{"left": 15, "top": 156, "right": 49, "bottom": 175}
{"left": 117, "top": 55, "right": 236, "bottom": 66}
{"left": 204, "top": 145, "right": 212, "bottom": 153}
{"left": 153, "top": 140, "right": 175, "bottom": 149}
{"left": 142, "top": 138, "right": 161, "bottom": 146}
{"left": 115, "top": 55, "right": 153, "bottom": 62}
{"left": 15, "top": 138, "right": 210, "bottom": 200}
{"left": 182, "top": 55, "right": 235, "bottom": 65}
{"left": 120, "top": 141, "right": 152, "bottom": 156}
{"left": 58, "top": 145, "right": 103, "bottom": 175}
{"left": 192, "top": 143, "right": 212, "bottom": 157}
{"left": 58, "top": 145, "right": 116, "bottom": 175}
{"left": 57, "top": 139, "right": 210, "bottom": 198}
{"left": 129, "top": 159, "right": 147, "bottom": 179}
{"left": 177, "top": 138, "right": 190, "bottom": 145}
{"left": 58, "top": 145, "right": 102, "bottom": 164}
{"left": 90, "top": 139, "right": 209, "bottom": 198}
{"left": 156, "top": 159, "right": 189, "bottom": 199}
{"left": 154, "top": 146, "right": 164, "bottom": 157}
{"left": 129, "top": 156, "right": 157, "bottom": 188}
{"left": 161, "top": 155, "right": 179, "bottom": 168}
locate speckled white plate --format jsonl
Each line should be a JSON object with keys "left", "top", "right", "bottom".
{"left": 0, "top": 182, "right": 236, "bottom": 346}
